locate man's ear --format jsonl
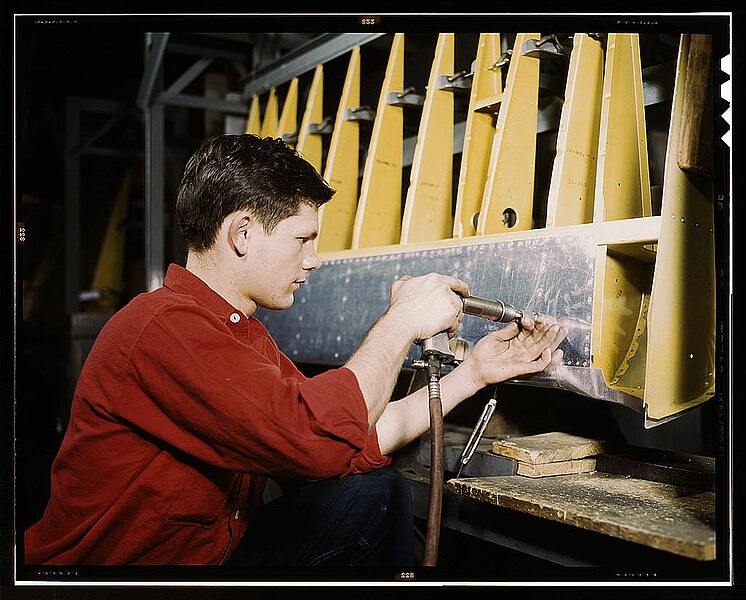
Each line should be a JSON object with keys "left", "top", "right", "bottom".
{"left": 227, "top": 212, "right": 253, "bottom": 256}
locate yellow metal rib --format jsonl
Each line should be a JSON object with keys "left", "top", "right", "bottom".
{"left": 275, "top": 78, "right": 299, "bottom": 146}
{"left": 260, "top": 88, "right": 279, "bottom": 138}
{"left": 296, "top": 65, "right": 324, "bottom": 173}
{"left": 644, "top": 34, "right": 715, "bottom": 422}
{"left": 593, "top": 33, "right": 652, "bottom": 222}
{"left": 86, "top": 171, "right": 131, "bottom": 314}
{"left": 400, "top": 33, "right": 455, "bottom": 245}
{"left": 476, "top": 33, "right": 541, "bottom": 234}
{"left": 244, "top": 96, "right": 261, "bottom": 135}
{"left": 546, "top": 34, "right": 604, "bottom": 227}
{"left": 351, "top": 33, "right": 404, "bottom": 249}
{"left": 453, "top": 33, "right": 502, "bottom": 238}
{"left": 318, "top": 49, "right": 361, "bottom": 252}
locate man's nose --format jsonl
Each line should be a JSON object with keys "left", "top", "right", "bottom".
{"left": 302, "top": 246, "right": 321, "bottom": 271}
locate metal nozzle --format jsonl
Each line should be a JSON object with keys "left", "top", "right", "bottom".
{"left": 462, "top": 296, "right": 523, "bottom": 323}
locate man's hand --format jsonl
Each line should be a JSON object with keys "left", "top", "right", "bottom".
{"left": 385, "top": 273, "right": 470, "bottom": 342}
{"left": 461, "top": 315, "right": 568, "bottom": 389}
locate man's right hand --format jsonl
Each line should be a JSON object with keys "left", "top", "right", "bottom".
{"left": 385, "top": 273, "right": 470, "bottom": 343}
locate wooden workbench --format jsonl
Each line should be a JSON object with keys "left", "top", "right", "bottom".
{"left": 447, "top": 472, "right": 716, "bottom": 561}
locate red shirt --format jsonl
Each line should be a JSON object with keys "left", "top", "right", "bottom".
{"left": 25, "top": 264, "right": 389, "bottom": 565}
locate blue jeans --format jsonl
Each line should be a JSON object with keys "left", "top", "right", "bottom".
{"left": 226, "top": 467, "right": 414, "bottom": 566}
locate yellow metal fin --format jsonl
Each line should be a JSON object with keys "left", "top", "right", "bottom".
{"left": 260, "top": 88, "right": 279, "bottom": 138}
{"left": 453, "top": 33, "right": 502, "bottom": 238}
{"left": 318, "top": 49, "right": 361, "bottom": 252}
{"left": 593, "top": 33, "right": 652, "bottom": 222}
{"left": 546, "top": 34, "right": 604, "bottom": 227}
{"left": 276, "top": 78, "right": 299, "bottom": 147}
{"left": 351, "top": 33, "right": 404, "bottom": 249}
{"left": 400, "top": 33, "right": 455, "bottom": 245}
{"left": 244, "top": 96, "right": 261, "bottom": 135}
{"left": 476, "top": 33, "right": 541, "bottom": 234}
{"left": 297, "top": 65, "right": 325, "bottom": 173}
{"left": 86, "top": 171, "right": 131, "bottom": 314}
{"left": 644, "top": 34, "right": 715, "bottom": 422}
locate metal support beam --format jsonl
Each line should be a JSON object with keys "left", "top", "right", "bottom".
{"left": 241, "top": 33, "right": 385, "bottom": 97}
{"left": 136, "top": 33, "right": 170, "bottom": 111}
{"left": 163, "top": 56, "right": 214, "bottom": 97}
{"left": 160, "top": 93, "right": 248, "bottom": 115}
{"left": 142, "top": 33, "right": 166, "bottom": 292}
{"left": 144, "top": 101, "right": 165, "bottom": 292}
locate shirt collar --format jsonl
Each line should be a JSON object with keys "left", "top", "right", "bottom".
{"left": 163, "top": 263, "right": 244, "bottom": 325}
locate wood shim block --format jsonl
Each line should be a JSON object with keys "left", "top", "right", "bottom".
{"left": 491, "top": 431, "right": 609, "bottom": 465}
{"left": 516, "top": 457, "right": 597, "bottom": 478}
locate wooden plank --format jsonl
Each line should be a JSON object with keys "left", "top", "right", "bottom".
{"left": 517, "top": 458, "right": 597, "bottom": 478}
{"left": 447, "top": 473, "right": 716, "bottom": 561}
{"left": 491, "top": 431, "right": 609, "bottom": 465}
{"left": 677, "top": 34, "right": 713, "bottom": 177}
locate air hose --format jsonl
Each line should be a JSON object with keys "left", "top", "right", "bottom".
{"left": 422, "top": 355, "right": 444, "bottom": 566}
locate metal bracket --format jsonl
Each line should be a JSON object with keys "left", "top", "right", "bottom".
{"left": 344, "top": 106, "right": 376, "bottom": 122}
{"left": 437, "top": 70, "right": 473, "bottom": 92}
{"left": 386, "top": 87, "right": 425, "bottom": 108}
{"left": 281, "top": 131, "right": 299, "bottom": 145}
{"left": 521, "top": 34, "right": 571, "bottom": 61}
{"left": 489, "top": 50, "right": 512, "bottom": 71}
{"left": 307, "top": 116, "right": 334, "bottom": 135}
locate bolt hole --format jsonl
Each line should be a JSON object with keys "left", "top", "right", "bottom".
{"left": 471, "top": 212, "right": 480, "bottom": 230}
{"left": 501, "top": 208, "right": 517, "bottom": 228}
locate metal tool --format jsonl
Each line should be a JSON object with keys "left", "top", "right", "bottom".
{"left": 415, "top": 295, "right": 527, "bottom": 367}
{"left": 413, "top": 293, "right": 527, "bottom": 566}
{"left": 456, "top": 386, "right": 499, "bottom": 478}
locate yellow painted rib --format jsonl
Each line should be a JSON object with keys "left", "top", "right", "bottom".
{"left": 276, "top": 78, "right": 299, "bottom": 147}
{"left": 546, "top": 34, "right": 604, "bottom": 227}
{"left": 476, "top": 33, "right": 541, "bottom": 234}
{"left": 260, "top": 88, "right": 279, "bottom": 138}
{"left": 351, "top": 33, "right": 404, "bottom": 249}
{"left": 244, "top": 96, "right": 261, "bottom": 135}
{"left": 318, "top": 49, "right": 361, "bottom": 252}
{"left": 594, "top": 33, "right": 652, "bottom": 222}
{"left": 86, "top": 171, "right": 131, "bottom": 314}
{"left": 644, "top": 34, "right": 715, "bottom": 422}
{"left": 296, "top": 65, "right": 324, "bottom": 173}
{"left": 453, "top": 33, "right": 502, "bottom": 238}
{"left": 591, "top": 247, "right": 653, "bottom": 389}
{"left": 400, "top": 33, "right": 455, "bottom": 245}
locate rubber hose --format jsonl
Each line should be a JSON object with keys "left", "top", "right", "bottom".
{"left": 423, "top": 358, "right": 444, "bottom": 566}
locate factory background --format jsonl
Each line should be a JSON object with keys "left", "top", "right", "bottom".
{"left": 8, "top": 11, "right": 734, "bottom": 585}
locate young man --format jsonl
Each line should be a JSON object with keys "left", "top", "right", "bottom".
{"left": 25, "top": 134, "right": 566, "bottom": 567}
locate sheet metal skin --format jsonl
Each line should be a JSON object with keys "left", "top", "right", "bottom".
{"left": 255, "top": 235, "right": 642, "bottom": 412}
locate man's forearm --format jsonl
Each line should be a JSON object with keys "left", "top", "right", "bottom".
{"left": 345, "top": 312, "right": 415, "bottom": 431}
{"left": 375, "top": 361, "right": 482, "bottom": 455}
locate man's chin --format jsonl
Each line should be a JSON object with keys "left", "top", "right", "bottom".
{"left": 260, "top": 295, "right": 294, "bottom": 311}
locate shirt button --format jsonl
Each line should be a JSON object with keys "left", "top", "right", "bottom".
{"left": 229, "top": 312, "right": 241, "bottom": 323}
{"left": 234, "top": 510, "right": 240, "bottom": 520}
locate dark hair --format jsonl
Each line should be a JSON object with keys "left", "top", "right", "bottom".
{"left": 176, "top": 134, "right": 335, "bottom": 252}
